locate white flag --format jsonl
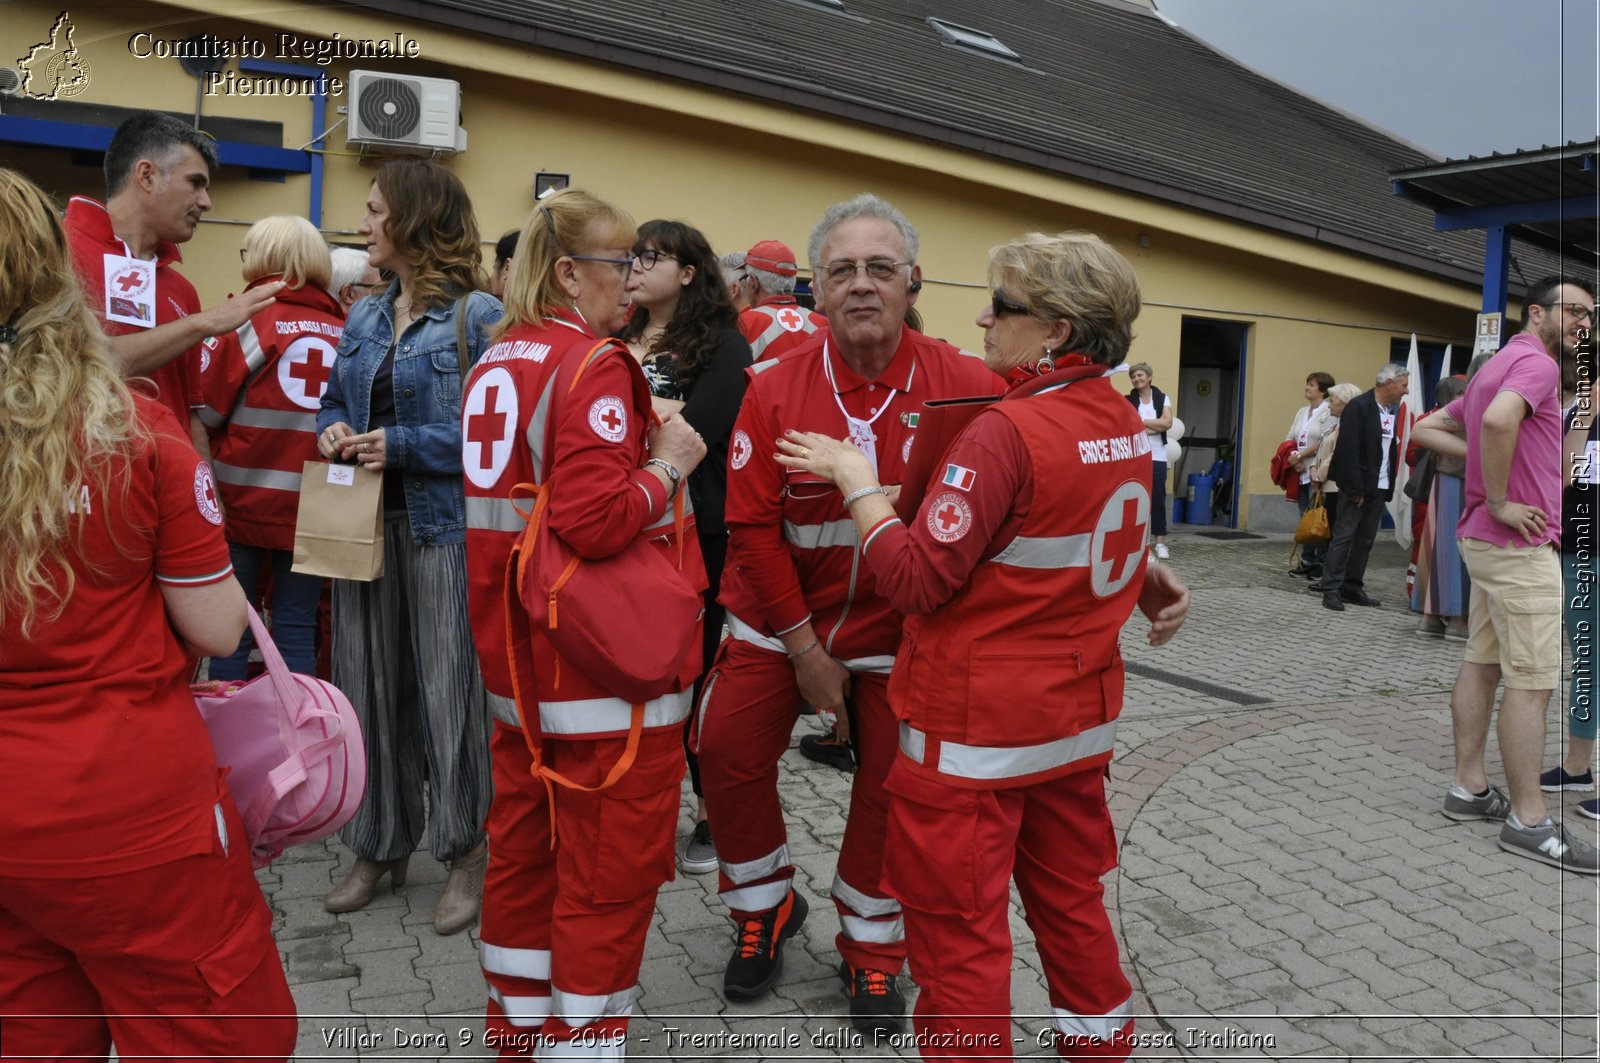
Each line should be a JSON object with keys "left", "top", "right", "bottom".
{"left": 1389, "top": 334, "right": 1425, "bottom": 550}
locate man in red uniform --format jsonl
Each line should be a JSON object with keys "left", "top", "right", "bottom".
{"left": 736, "top": 238, "right": 826, "bottom": 362}
{"left": 65, "top": 111, "right": 280, "bottom": 455}
{"left": 699, "top": 194, "right": 1000, "bottom": 1032}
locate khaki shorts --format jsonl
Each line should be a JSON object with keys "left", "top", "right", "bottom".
{"left": 1461, "top": 538, "right": 1561, "bottom": 690}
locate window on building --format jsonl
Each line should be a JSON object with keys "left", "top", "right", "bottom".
{"left": 927, "top": 18, "right": 1020, "bottom": 61}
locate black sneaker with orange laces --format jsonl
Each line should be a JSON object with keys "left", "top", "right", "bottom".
{"left": 723, "top": 889, "right": 808, "bottom": 1001}
{"left": 839, "top": 961, "right": 906, "bottom": 1034}
{"left": 798, "top": 731, "right": 856, "bottom": 772}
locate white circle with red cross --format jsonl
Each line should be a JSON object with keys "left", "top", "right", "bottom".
{"left": 193, "top": 462, "right": 223, "bottom": 525}
{"left": 1090, "top": 479, "right": 1151, "bottom": 598}
{"left": 926, "top": 491, "right": 972, "bottom": 543}
{"left": 902, "top": 435, "right": 915, "bottom": 464}
{"left": 462, "top": 367, "right": 519, "bottom": 490}
{"left": 776, "top": 307, "right": 806, "bottom": 332}
{"left": 277, "top": 336, "right": 339, "bottom": 409}
{"left": 730, "top": 429, "right": 752, "bottom": 470}
{"left": 588, "top": 395, "right": 628, "bottom": 443}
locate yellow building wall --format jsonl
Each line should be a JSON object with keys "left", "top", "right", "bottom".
{"left": 9, "top": 0, "right": 1488, "bottom": 527}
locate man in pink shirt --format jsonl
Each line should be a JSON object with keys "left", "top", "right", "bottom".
{"left": 1414, "top": 275, "right": 1599, "bottom": 874}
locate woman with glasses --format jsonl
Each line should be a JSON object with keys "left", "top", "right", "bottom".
{"left": 200, "top": 215, "right": 343, "bottom": 681}
{"left": 775, "top": 231, "right": 1188, "bottom": 1060}
{"left": 316, "top": 160, "right": 502, "bottom": 935}
{"left": 618, "top": 220, "right": 753, "bottom": 875}
{"left": 460, "top": 189, "right": 708, "bottom": 1055}
{"left": 0, "top": 169, "right": 295, "bottom": 1060}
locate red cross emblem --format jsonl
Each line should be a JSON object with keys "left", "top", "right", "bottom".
{"left": 777, "top": 307, "right": 805, "bottom": 331}
{"left": 926, "top": 491, "right": 972, "bottom": 543}
{"left": 277, "top": 337, "right": 337, "bottom": 409}
{"left": 193, "top": 462, "right": 223, "bottom": 525}
{"left": 1090, "top": 481, "right": 1149, "bottom": 596}
{"left": 588, "top": 395, "right": 628, "bottom": 443}
{"left": 467, "top": 385, "right": 508, "bottom": 469}
{"left": 115, "top": 270, "right": 143, "bottom": 292}
{"left": 462, "top": 367, "right": 519, "bottom": 490}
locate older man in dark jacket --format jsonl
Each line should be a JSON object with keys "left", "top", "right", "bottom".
{"left": 1310, "top": 362, "right": 1410, "bottom": 611}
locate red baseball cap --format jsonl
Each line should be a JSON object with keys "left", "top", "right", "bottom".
{"left": 745, "top": 240, "right": 799, "bottom": 278}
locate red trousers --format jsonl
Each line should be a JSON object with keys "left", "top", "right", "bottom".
{"left": 479, "top": 723, "right": 684, "bottom": 1061}
{"left": 695, "top": 638, "right": 905, "bottom": 972}
{"left": 883, "top": 761, "right": 1133, "bottom": 1061}
{"left": 0, "top": 793, "right": 296, "bottom": 1062}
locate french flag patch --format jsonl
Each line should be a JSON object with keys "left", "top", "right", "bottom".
{"left": 942, "top": 463, "right": 976, "bottom": 491}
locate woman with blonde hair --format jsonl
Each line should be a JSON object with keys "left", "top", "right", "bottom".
{"left": 461, "top": 188, "right": 707, "bottom": 1055}
{"left": 777, "top": 230, "right": 1188, "bottom": 1059}
{"left": 0, "top": 169, "right": 294, "bottom": 1059}
{"left": 317, "top": 160, "right": 502, "bottom": 934}
{"left": 201, "top": 214, "right": 343, "bottom": 678}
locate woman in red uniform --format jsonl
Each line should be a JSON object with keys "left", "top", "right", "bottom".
{"left": 461, "top": 188, "right": 707, "bottom": 1059}
{"left": 777, "top": 231, "right": 1188, "bottom": 1062}
{"left": 0, "top": 169, "right": 295, "bottom": 1060}
{"left": 201, "top": 213, "right": 344, "bottom": 678}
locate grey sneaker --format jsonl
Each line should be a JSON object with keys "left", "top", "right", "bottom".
{"left": 1443, "top": 784, "right": 1511, "bottom": 821}
{"left": 679, "top": 819, "right": 717, "bottom": 875}
{"left": 1498, "top": 817, "right": 1600, "bottom": 874}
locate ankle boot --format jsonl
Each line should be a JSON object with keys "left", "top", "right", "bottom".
{"left": 434, "top": 841, "right": 488, "bottom": 935}
{"left": 325, "top": 854, "right": 410, "bottom": 913}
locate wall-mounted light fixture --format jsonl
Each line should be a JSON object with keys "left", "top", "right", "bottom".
{"left": 534, "top": 171, "right": 570, "bottom": 199}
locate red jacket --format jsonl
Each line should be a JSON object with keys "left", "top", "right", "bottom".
{"left": 738, "top": 295, "right": 826, "bottom": 363}
{"left": 462, "top": 311, "right": 706, "bottom": 738}
{"left": 64, "top": 196, "right": 202, "bottom": 433}
{"left": 865, "top": 365, "right": 1150, "bottom": 789}
{"left": 200, "top": 279, "right": 345, "bottom": 549}
{"left": 721, "top": 328, "right": 999, "bottom": 664}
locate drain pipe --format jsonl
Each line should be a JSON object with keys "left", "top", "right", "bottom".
{"left": 237, "top": 58, "right": 328, "bottom": 228}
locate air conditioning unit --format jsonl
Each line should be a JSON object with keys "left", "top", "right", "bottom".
{"left": 346, "top": 70, "right": 467, "bottom": 154}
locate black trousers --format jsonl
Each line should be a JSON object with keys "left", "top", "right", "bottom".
{"left": 1320, "top": 489, "right": 1389, "bottom": 596}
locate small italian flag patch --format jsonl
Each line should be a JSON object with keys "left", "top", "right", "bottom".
{"left": 942, "top": 463, "right": 976, "bottom": 491}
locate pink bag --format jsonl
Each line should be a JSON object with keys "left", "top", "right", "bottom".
{"left": 194, "top": 606, "right": 367, "bottom": 868}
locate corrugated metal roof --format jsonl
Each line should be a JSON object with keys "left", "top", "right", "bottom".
{"left": 349, "top": 0, "right": 1561, "bottom": 288}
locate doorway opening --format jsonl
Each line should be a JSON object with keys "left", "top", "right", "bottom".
{"left": 1173, "top": 317, "right": 1250, "bottom": 530}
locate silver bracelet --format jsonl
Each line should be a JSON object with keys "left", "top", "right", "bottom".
{"left": 841, "top": 485, "right": 886, "bottom": 508}
{"left": 644, "top": 458, "right": 681, "bottom": 499}
{"left": 786, "top": 639, "right": 821, "bottom": 660}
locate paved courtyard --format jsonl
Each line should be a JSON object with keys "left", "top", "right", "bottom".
{"left": 258, "top": 531, "right": 1600, "bottom": 1061}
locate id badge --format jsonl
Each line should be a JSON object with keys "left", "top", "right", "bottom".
{"left": 846, "top": 415, "right": 880, "bottom": 478}
{"left": 103, "top": 254, "right": 157, "bottom": 327}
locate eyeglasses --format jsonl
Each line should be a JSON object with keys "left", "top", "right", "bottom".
{"left": 238, "top": 248, "right": 249, "bottom": 262}
{"left": 635, "top": 249, "right": 679, "bottom": 271}
{"left": 568, "top": 254, "right": 636, "bottom": 276}
{"left": 990, "top": 290, "right": 1032, "bottom": 317}
{"left": 1541, "top": 301, "right": 1596, "bottom": 322}
{"left": 348, "top": 282, "right": 379, "bottom": 294}
{"left": 822, "top": 258, "right": 910, "bottom": 286}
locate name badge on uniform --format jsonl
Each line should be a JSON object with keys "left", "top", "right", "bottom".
{"left": 846, "top": 415, "right": 880, "bottom": 478}
{"left": 103, "top": 254, "right": 156, "bottom": 327}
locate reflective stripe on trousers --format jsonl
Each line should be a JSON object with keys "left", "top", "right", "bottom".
{"left": 725, "top": 614, "right": 895, "bottom": 675}
{"left": 899, "top": 720, "right": 1118, "bottom": 781}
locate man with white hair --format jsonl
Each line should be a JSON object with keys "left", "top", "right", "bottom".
{"left": 327, "top": 246, "right": 380, "bottom": 315}
{"left": 736, "top": 239, "right": 825, "bottom": 362}
{"left": 698, "top": 195, "right": 999, "bottom": 1033}
{"left": 1309, "top": 362, "right": 1409, "bottom": 611}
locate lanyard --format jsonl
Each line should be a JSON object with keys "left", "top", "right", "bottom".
{"left": 822, "top": 339, "right": 899, "bottom": 476}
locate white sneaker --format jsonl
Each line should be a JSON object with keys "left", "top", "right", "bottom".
{"left": 1153, "top": 543, "right": 1170, "bottom": 560}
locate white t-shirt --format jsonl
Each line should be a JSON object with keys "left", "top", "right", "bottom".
{"left": 1139, "top": 394, "right": 1170, "bottom": 464}
{"left": 1378, "top": 404, "right": 1397, "bottom": 491}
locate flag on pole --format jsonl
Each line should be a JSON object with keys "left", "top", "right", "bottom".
{"left": 1439, "top": 344, "right": 1453, "bottom": 385}
{"left": 1389, "top": 334, "right": 1424, "bottom": 550}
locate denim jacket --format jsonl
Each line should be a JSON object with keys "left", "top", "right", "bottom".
{"left": 318, "top": 285, "right": 503, "bottom": 546}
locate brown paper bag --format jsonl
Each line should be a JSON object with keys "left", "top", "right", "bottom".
{"left": 291, "top": 461, "right": 384, "bottom": 580}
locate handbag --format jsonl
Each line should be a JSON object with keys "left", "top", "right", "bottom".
{"left": 1294, "top": 488, "right": 1330, "bottom": 545}
{"left": 194, "top": 606, "right": 366, "bottom": 868}
{"left": 1404, "top": 448, "right": 1437, "bottom": 503}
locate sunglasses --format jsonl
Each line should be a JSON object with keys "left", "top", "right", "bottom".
{"left": 991, "top": 289, "right": 1032, "bottom": 317}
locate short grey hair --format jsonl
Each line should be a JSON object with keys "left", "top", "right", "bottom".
{"left": 1327, "top": 382, "right": 1363, "bottom": 404}
{"left": 807, "top": 193, "right": 919, "bottom": 271}
{"left": 719, "top": 250, "right": 746, "bottom": 273}
{"left": 1376, "top": 362, "right": 1410, "bottom": 386}
{"left": 745, "top": 263, "right": 796, "bottom": 296}
{"left": 327, "top": 246, "right": 371, "bottom": 296}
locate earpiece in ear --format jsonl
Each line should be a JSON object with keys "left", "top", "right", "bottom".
{"left": 909, "top": 280, "right": 923, "bottom": 294}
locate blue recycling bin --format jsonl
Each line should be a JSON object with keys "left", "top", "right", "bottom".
{"left": 1172, "top": 497, "right": 1188, "bottom": 524}
{"left": 1187, "top": 472, "right": 1214, "bottom": 526}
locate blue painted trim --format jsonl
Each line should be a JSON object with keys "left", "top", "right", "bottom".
{"left": 0, "top": 114, "right": 310, "bottom": 173}
{"left": 1434, "top": 196, "right": 1599, "bottom": 230}
{"left": 238, "top": 58, "right": 326, "bottom": 227}
{"left": 1482, "top": 227, "right": 1510, "bottom": 316}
